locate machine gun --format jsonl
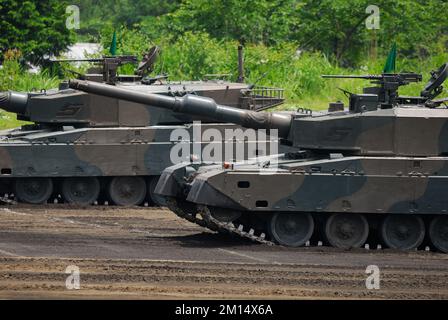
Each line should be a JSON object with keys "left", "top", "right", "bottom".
{"left": 322, "top": 64, "right": 447, "bottom": 111}
{"left": 51, "top": 46, "right": 161, "bottom": 85}
{"left": 322, "top": 73, "right": 423, "bottom": 110}
{"left": 52, "top": 55, "right": 138, "bottom": 84}
{"left": 322, "top": 73, "right": 422, "bottom": 83}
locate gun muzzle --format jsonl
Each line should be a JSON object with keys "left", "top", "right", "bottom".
{"left": 0, "top": 91, "right": 28, "bottom": 114}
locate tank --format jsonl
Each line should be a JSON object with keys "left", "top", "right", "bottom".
{"left": 70, "top": 62, "right": 448, "bottom": 253}
{"left": 0, "top": 46, "right": 287, "bottom": 206}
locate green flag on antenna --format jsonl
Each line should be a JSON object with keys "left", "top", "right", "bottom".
{"left": 383, "top": 43, "right": 397, "bottom": 73}
{"left": 109, "top": 31, "right": 117, "bottom": 56}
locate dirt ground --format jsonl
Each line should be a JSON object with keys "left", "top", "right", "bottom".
{"left": 0, "top": 205, "right": 447, "bottom": 299}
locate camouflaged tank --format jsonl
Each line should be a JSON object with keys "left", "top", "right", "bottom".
{"left": 70, "top": 63, "right": 448, "bottom": 253}
{"left": 0, "top": 46, "right": 286, "bottom": 206}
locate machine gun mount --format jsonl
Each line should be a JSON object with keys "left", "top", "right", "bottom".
{"left": 51, "top": 46, "right": 161, "bottom": 84}
{"left": 322, "top": 64, "right": 447, "bottom": 112}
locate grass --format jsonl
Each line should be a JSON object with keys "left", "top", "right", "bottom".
{"left": 0, "top": 112, "right": 24, "bottom": 130}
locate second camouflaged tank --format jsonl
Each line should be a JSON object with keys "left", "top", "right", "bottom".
{"left": 0, "top": 47, "right": 286, "bottom": 206}
{"left": 70, "top": 63, "right": 448, "bottom": 253}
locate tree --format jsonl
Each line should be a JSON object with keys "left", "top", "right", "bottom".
{"left": 163, "top": 0, "right": 299, "bottom": 45}
{"left": 73, "top": 0, "right": 180, "bottom": 40}
{"left": 292, "top": 0, "right": 448, "bottom": 65}
{"left": 158, "top": 0, "right": 447, "bottom": 65}
{"left": 378, "top": 0, "right": 447, "bottom": 58}
{"left": 0, "top": 0, "right": 75, "bottom": 65}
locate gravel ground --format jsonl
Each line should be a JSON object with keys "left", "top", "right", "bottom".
{"left": 0, "top": 205, "right": 447, "bottom": 299}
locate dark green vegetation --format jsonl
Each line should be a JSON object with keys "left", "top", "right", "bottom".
{"left": 0, "top": 0, "right": 447, "bottom": 128}
{"left": 0, "top": 0, "right": 74, "bottom": 65}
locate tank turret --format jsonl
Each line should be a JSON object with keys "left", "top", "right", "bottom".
{"left": 0, "top": 46, "right": 285, "bottom": 128}
{"left": 0, "top": 81, "right": 262, "bottom": 127}
{"left": 69, "top": 63, "right": 448, "bottom": 156}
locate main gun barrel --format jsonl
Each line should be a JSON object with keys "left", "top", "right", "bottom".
{"left": 50, "top": 58, "right": 105, "bottom": 63}
{"left": 322, "top": 75, "right": 383, "bottom": 80}
{"left": 322, "top": 73, "right": 422, "bottom": 82}
{"left": 69, "top": 79, "right": 292, "bottom": 138}
{"left": 0, "top": 91, "right": 28, "bottom": 114}
{"left": 51, "top": 56, "right": 138, "bottom": 64}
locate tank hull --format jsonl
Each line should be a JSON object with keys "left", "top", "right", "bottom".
{"left": 155, "top": 154, "right": 448, "bottom": 253}
{"left": 183, "top": 156, "right": 448, "bottom": 215}
{"left": 0, "top": 123, "right": 288, "bottom": 177}
{"left": 0, "top": 123, "right": 293, "bottom": 206}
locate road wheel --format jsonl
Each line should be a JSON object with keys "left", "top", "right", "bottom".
{"left": 325, "top": 213, "right": 369, "bottom": 249}
{"left": 269, "top": 212, "right": 314, "bottom": 247}
{"left": 15, "top": 178, "right": 53, "bottom": 204}
{"left": 429, "top": 216, "right": 448, "bottom": 253}
{"left": 108, "top": 177, "right": 146, "bottom": 206}
{"left": 381, "top": 215, "right": 425, "bottom": 251}
{"left": 148, "top": 176, "right": 166, "bottom": 207}
{"left": 62, "top": 177, "right": 100, "bottom": 206}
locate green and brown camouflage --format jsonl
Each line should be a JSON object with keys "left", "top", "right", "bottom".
{"left": 74, "top": 62, "right": 448, "bottom": 252}
{"left": 0, "top": 80, "right": 282, "bottom": 125}
{"left": 0, "top": 46, "right": 287, "bottom": 206}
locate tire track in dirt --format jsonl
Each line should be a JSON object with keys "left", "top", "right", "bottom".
{"left": 0, "top": 206, "right": 447, "bottom": 299}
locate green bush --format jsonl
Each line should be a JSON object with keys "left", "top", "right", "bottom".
{"left": 0, "top": 55, "right": 60, "bottom": 92}
{"left": 98, "top": 30, "right": 448, "bottom": 110}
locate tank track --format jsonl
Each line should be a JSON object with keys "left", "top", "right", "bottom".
{"left": 198, "top": 205, "right": 276, "bottom": 246}
{"left": 1, "top": 194, "right": 440, "bottom": 252}
{"left": 0, "top": 194, "right": 157, "bottom": 208}
{"left": 166, "top": 197, "right": 275, "bottom": 246}
{"left": 165, "top": 199, "right": 443, "bottom": 252}
{"left": 166, "top": 197, "right": 211, "bottom": 229}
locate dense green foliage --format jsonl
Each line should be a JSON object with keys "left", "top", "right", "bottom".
{"left": 76, "top": 0, "right": 447, "bottom": 65}
{"left": 72, "top": 0, "right": 180, "bottom": 41}
{"left": 2, "top": 0, "right": 446, "bottom": 65}
{"left": 291, "top": 0, "right": 448, "bottom": 64}
{"left": 0, "top": 0, "right": 74, "bottom": 64}
{"left": 96, "top": 30, "right": 446, "bottom": 109}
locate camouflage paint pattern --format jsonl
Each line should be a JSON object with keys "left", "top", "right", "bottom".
{"left": 0, "top": 80, "right": 286, "bottom": 187}
{"left": 67, "top": 66, "right": 448, "bottom": 251}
